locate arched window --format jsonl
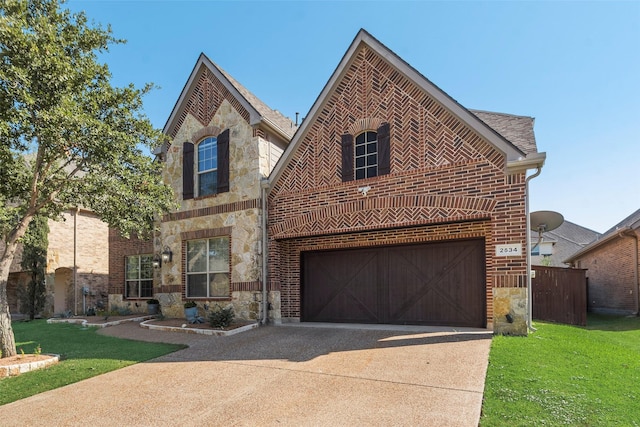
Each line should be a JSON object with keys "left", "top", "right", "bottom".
{"left": 182, "top": 129, "right": 229, "bottom": 200}
{"left": 197, "top": 136, "right": 217, "bottom": 197}
{"left": 341, "top": 122, "right": 390, "bottom": 182}
{"left": 355, "top": 131, "right": 378, "bottom": 180}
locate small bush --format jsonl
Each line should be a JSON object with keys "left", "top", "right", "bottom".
{"left": 183, "top": 301, "right": 197, "bottom": 308}
{"left": 208, "top": 306, "right": 234, "bottom": 329}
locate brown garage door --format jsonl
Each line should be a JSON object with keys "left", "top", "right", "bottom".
{"left": 302, "top": 239, "right": 486, "bottom": 327}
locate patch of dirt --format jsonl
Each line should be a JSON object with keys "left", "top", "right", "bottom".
{"left": 146, "top": 318, "right": 256, "bottom": 331}
{"left": 0, "top": 354, "right": 54, "bottom": 367}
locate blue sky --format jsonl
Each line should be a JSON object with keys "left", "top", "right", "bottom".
{"left": 66, "top": 0, "right": 639, "bottom": 233}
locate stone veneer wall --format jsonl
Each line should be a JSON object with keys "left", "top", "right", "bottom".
{"left": 154, "top": 98, "right": 281, "bottom": 322}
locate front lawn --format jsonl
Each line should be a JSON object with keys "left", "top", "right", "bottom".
{"left": 481, "top": 314, "right": 640, "bottom": 426}
{"left": 0, "top": 320, "right": 185, "bottom": 405}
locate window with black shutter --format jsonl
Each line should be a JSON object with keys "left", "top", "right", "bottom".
{"left": 341, "top": 122, "right": 390, "bottom": 181}
{"left": 183, "top": 129, "right": 230, "bottom": 198}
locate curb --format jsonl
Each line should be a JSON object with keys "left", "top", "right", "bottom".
{"left": 0, "top": 354, "right": 60, "bottom": 378}
{"left": 47, "top": 315, "right": 156, "bottom": 328}
{"left": 140, "top": 319, "right": 259, "bottom": 336}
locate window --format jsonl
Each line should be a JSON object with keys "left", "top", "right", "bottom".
{"left": 182, "top": 129, "right": 230, "bottom": 200}
{"left": 198, "top": 137, "right": 218, "bottom": 197}
{"left": 355, "top": 131, "right": 378, "bottom": 180}
{"left": 125, "top": 255, "right": 153, "bottom": 299}
{"left": 186, "top": 237, "right": 230, "bottom": 298}
{"left": 341, "top": 122, "right": 390, "bottom": 182}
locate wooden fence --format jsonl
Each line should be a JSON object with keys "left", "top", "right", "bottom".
{"left": 531, "top": 266, "right": 587, "bottom": 326}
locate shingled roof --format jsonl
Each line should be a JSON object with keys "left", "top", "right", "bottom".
{"left": 532, "top": 220, "right": 601, "bottom": 267}
{"left": 564, "top": 208, "right": 640, "bottom": 263}
{"left": 471, "top": 110, "right": 538, "bottom": 155}
{"left": 163, "top": 53, "right": 297, "bottom": 143}
{"left": 217, "top": 64, "right": 297, "bottom": 140}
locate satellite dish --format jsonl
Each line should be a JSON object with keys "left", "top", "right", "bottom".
{"left": 530, "top": 210, "right": 564, "bottom": 233}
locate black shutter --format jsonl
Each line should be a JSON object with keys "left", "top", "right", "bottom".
{"left": 377, "top": 122, "right": 390, "bottom": 176}
{"left": 217, "top": 129, "right": 230, "bottom": 193}
{"left": 182, "top": 141, "right": 194, "bottom": 200}
{"left": 341, "top": 134, "right": 354, "bottom": 182}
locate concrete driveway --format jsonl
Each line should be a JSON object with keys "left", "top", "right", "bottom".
{"left": 0, "top": 323, "right": 492, "bottom": 426}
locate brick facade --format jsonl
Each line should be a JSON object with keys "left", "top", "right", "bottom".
{"left": 268, "top": 32, "right": 535, "bottom": 334}
{"left": 108, "top": 228, "right": 154, "bottom": 297}
{"left": 573, "top": 230, "right": 640, "bottom": 314}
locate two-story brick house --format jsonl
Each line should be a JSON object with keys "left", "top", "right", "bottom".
{"left": 110, "top": 30, "right": 545, "bottom": 335}
{"left": 266, "top": 30, "right": 545, "bottom": 335}
{"left": 108, "top": 54, "right": 295, "bottom": 319}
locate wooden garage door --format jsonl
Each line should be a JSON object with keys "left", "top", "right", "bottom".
{"left": 302, "top": 239, "right": 485, "bottom": 327}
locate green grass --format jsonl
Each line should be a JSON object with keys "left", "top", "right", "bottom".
{"left": 481, "top": 314, "right": 640, "bottom": 426}
{"left": 0, "top": 320, "right": 185, "bottom": 405}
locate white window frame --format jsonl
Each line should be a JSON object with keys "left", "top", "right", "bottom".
{"left": 355, "top": 131, "right": 378, "bottom": 180}
{"left": 185, "top": 236, "right": 230, "bottom": 298}
{"left": 125, "top": 254, "right": 153, "bottom": 299}
{"left": 196, "top": 136, "right": 217, "bottom": 197}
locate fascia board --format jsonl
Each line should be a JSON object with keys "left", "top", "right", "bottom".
{"left": 506, "top": 152, "right": 547, "bottom": 174}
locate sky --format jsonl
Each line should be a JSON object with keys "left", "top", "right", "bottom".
{"left": 65, "top": 0, "right": 640, "bottom": 234}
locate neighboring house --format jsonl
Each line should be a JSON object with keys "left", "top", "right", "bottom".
{"left": 6, "top": 208, "right": 109, "bottom": 317}
{"left": 565, "top": 209, "right": 640, "bottom": 315}
{"left": 108, "top": 53, "right": 296, "bottom": 319}
{"left": 266, "top": 30, "right": 546, "bottom": 335}
{"left": 531, "top": 220, "right": 601, "bottom": 267}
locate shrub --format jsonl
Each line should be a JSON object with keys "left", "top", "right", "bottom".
{"left": 208, "top": 306, "right": 234, "bottom": 329}
{"left": 183, "top": 301, "right": 197, "bottom": 309}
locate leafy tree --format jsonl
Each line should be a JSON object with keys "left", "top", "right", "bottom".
{"left": 0, "top": 0, "right": 174, "bottom": 357}
{"left": 18, "top": 215, "right": 48, "bottom": 320}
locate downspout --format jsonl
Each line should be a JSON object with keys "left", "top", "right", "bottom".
{"left": 260, "top": 179, "right": 269, "bottom": 325}
{"left": 525, "top": 167, "right": 542, "bottom": 332}
{"left": 618, "top": 229, "right": 639, "bottom": 316}
{"left": 73, "top": 207, "right": 79, "bottom": 315}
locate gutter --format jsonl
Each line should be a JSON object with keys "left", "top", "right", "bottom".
{"left": 525, "top": 166, "right": 542, "bottom": 332}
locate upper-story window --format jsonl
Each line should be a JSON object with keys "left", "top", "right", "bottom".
{"left": 355, "top": 131, "right": 378, "bottom": 180}
{"left": 197, "top": 137, "right": 217, "bottom": 197}
{"left": 182, "top": 129, "right": 230, "bottom": 199}
{"left": 341, "top": 122, "right": 390, "bottom": 182}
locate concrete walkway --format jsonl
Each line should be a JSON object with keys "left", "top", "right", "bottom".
{"left": 0, "top": 322, "right": 492, "bottom": 426}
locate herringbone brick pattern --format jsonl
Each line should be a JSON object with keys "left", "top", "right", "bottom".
{"left": 268, "top": 43, "right": 531, "bottom": 327}
{"left": 168, "top": 68, "right": 251, "bottom": 139}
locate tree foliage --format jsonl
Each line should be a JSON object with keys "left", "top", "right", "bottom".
{"left": 18, "top": 215, "right": 48, "bottom": 320}
{"left": 0, "top": 0, "right": 175, "bottom": 357}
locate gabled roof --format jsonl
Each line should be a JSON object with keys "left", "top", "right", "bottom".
{"left": 532, "top": 220, "right": 601, "bottom": 267}
{"left": 564, "top": 208, "right": 640, "bottom": 263}
{"left": 269, "top": 29, "right": 545, "bottom": 187}
{"left": 163, "top": 53, "right": 296, "bottom": 142}
{"left": 602, "top": 208, "right": 640, "bottom": 235}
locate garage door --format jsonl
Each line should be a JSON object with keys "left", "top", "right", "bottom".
{"left": 302, "top": 239, "right": 486, "bottom": 327}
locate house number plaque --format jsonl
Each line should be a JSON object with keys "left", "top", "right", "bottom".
{"left": 495, "top": 244, "right": 522, "bottom": 257}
